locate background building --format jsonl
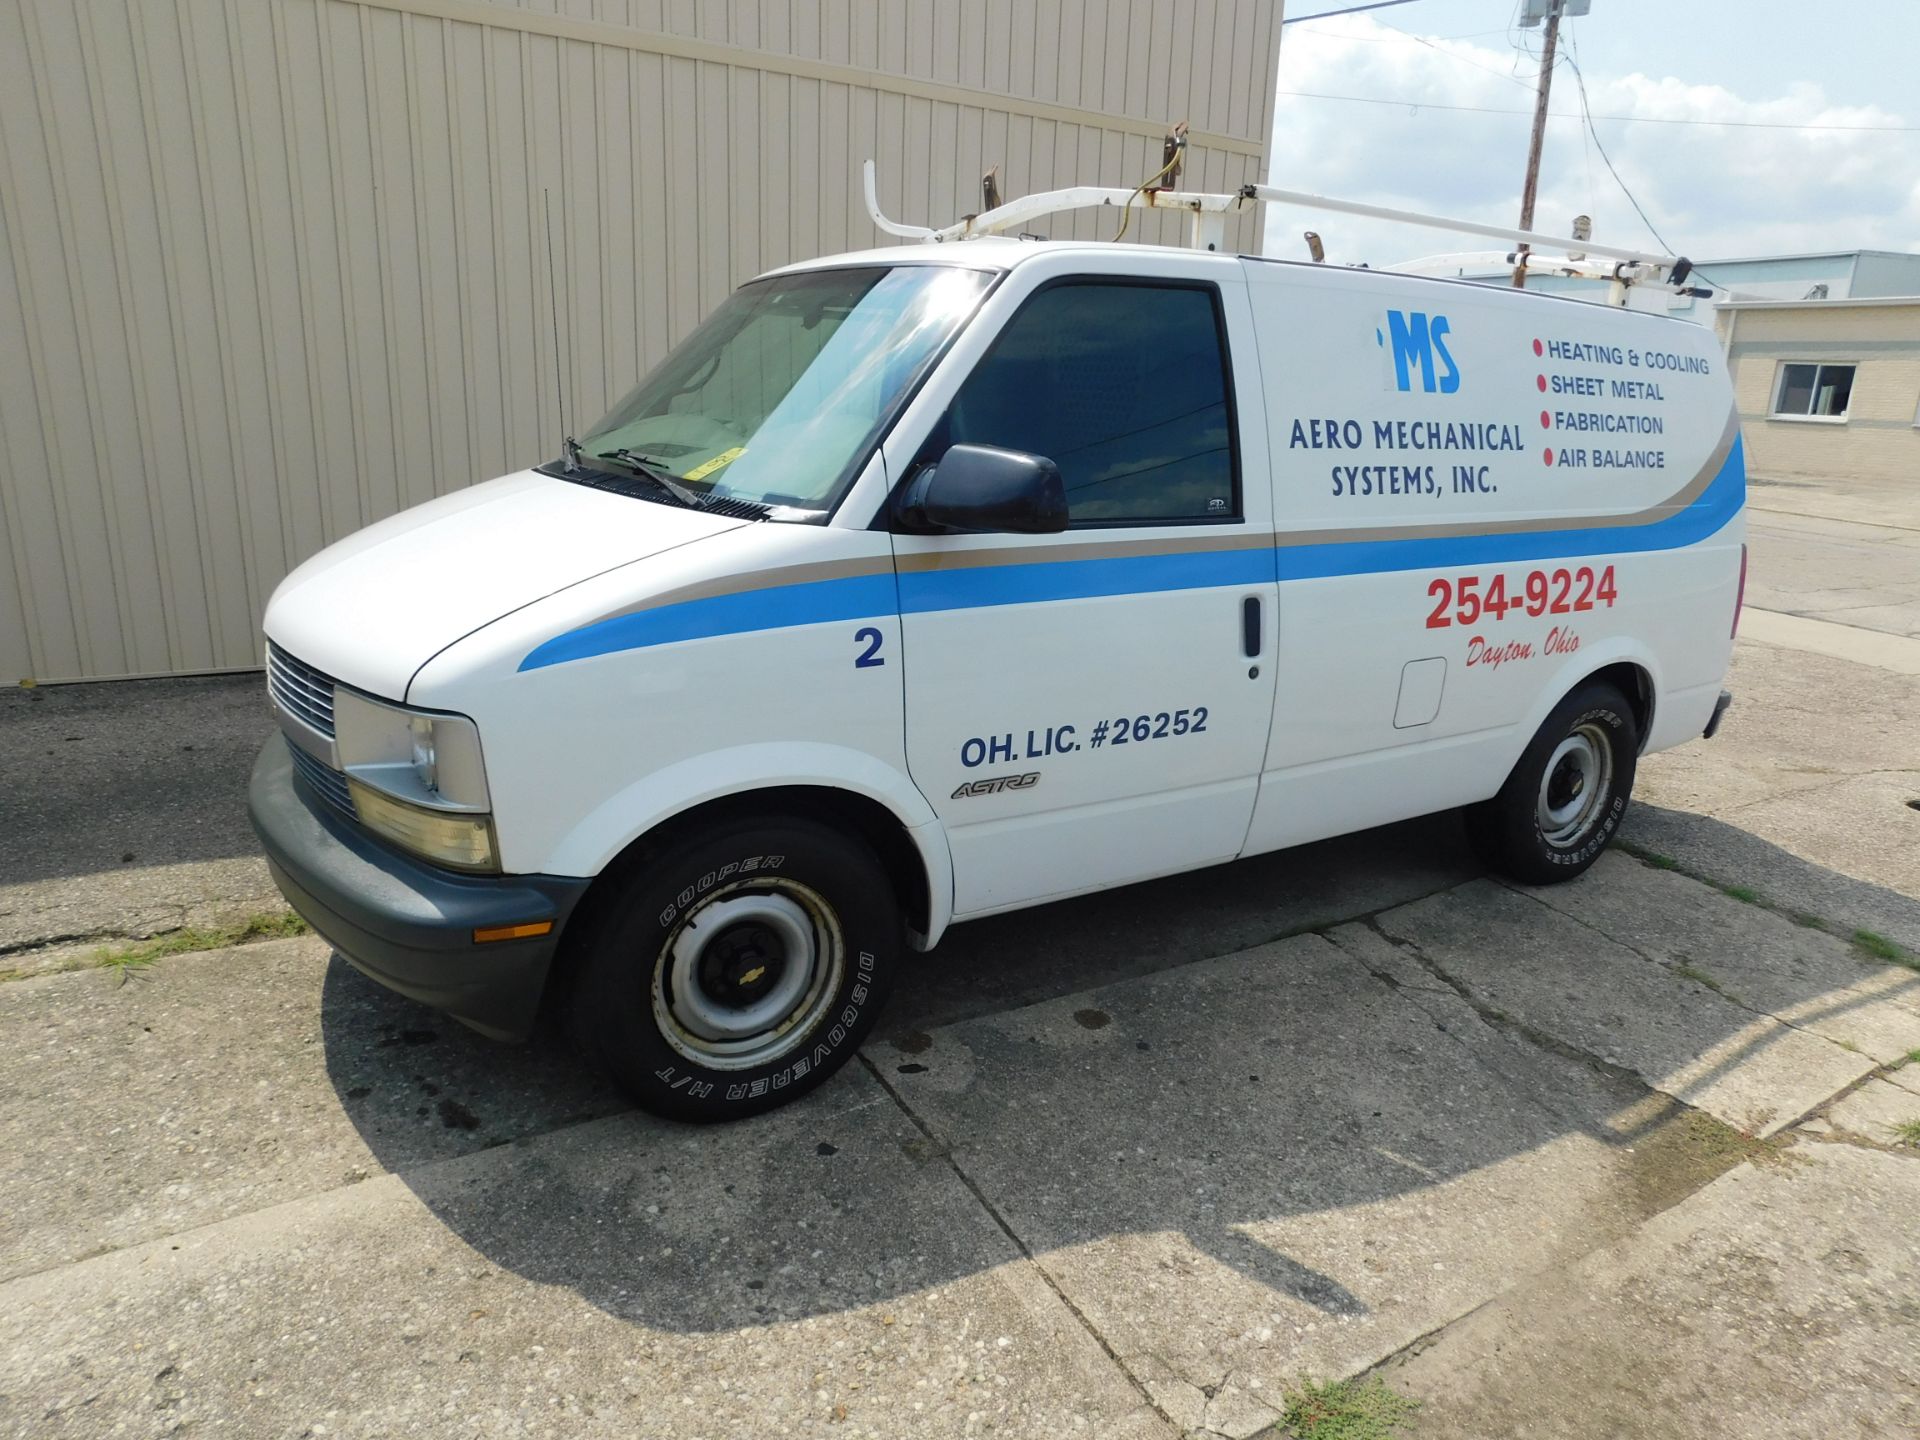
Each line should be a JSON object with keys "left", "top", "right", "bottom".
{"left": 0, "top": 0, "right": 1282, "bottom": 683}
{"left": 1717, "top": 295, "right": 1920, "bottom": 485}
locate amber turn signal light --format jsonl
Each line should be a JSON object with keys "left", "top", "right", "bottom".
{"left": 472, "top": 919, "right": 554, "bottom": 944}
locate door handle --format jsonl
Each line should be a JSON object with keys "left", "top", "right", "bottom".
{"left": 1242, "top": 595, "right": 1262, "bottom": 658}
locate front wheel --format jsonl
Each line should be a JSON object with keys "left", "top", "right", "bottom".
{"left": 1467, "top": 680, "right": 1639, "bottom": 885}
{"left": 573, "top": 816, "right": 901, "bottom": 1120}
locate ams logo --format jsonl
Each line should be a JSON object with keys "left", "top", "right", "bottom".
{"left": 1379, "top": 310, "right": 1461, "bottom": 394}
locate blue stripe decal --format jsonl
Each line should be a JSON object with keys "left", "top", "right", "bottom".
{"left": 519, "top": 438, "right": 1744, "bottom": 669}
{"left": 519, "top": 573, "right": 898, "bottom": 670}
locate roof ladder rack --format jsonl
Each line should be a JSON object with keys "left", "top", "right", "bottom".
{"left": 863, "top": 158, "right": 1698, "bottom": 302}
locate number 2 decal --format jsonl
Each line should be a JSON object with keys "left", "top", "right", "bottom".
{"left": 853, "top": 626, "right": 885, "bottom": 668}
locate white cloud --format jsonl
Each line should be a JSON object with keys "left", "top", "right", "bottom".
{"left": 1261, "top": 15, "right": 1920, "bottom": 269}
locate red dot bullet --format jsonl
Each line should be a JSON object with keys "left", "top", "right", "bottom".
{"left": 1543, "top": 447, "right": 1555, "bottom": 465}
{"left": 1536, "top": 374, "right": 1548, "bottom": 392}
{"left": 1540, "top": 410, "right": 1552, "bottom": 428}
{"left": 1532, "top": 338, "right": 1544, "bottom": 356}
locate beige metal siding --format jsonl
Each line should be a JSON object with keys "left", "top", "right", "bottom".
{"left": 0, "top": 0, "right": 1281, "bottom": 681}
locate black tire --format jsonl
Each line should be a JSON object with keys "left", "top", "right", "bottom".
{"left": 1467, "top": 680, "right": 1639, "bottom": 885}
{"left": 573, "top": 815, "right": 901, "bottom": 1121}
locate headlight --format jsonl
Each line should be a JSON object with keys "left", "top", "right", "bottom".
{"left": 346, "top": 779, "right": 499, "bottom": 873}
{"left": 333, "top": 689, "right": 497, "bottom": 871}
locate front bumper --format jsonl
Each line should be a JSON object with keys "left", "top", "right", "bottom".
{"left": 248, "top": 739, "right": 590, "bottom": 1041}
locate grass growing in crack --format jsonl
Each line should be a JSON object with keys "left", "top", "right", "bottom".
{"left": 1888, "top": 1119, "right": 1920, "bottom": 1149}
{"left": 1852, "top": 929, "right": 1911, "bottom": 967}
{"left": 1672, "top": 961, "right": 1730, "bottom": 998}
{"left": 1719, "top": 883, "right": 1761, "bottom": 905}
{"left": 1900, "top": 1049, "right": 1920, "bottom": 1068}
{"left": 91, "top": 913, "right": 308, "bottom": 977}
{"left": 1278, "top": 1377, "right": 1419, "bottom": 1440}
{"left": 1634, "top": 849, "right": 1680, "bottom": 871}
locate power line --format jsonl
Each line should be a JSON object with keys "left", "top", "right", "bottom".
{"left": 1371, "top": 15, "right": 1539, "bottom": 91}
{"left": 1273, "top": 87, "right": 1919, "bottom": 132}
{"left": 1560, "top": 44, "right": 1731, "bottom": 290}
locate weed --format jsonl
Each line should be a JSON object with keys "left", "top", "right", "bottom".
{"left": 1673, "top": 962, "right": 1721, "bottom": 992}
{"left": 1852, "top": 929, "right": 1909, "bottom": 966}
{"left": 1835, "top": 1038, "right": 1863, "bottom": 1054}
{"left": 90, "top": 912, "right": 308, "bottom": 974}
{"left": 1719, "top": 884, "right": 1760, "bottom": 905}
{"left": 1279, "top": 1376, "right": 1419, "bottom": 1440}
{"left": 1888, "top": 1119, "right": 1920, "bottom": 1149}
{"left": 1901, "top": 1049, "right": 1920, "bottom": 1068}
{"left": 1637, "top": 850, "right": 1680, "bottom": 871}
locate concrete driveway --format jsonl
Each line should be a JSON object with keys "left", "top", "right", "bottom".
{"left": 2, "top": 470, "right": 1918, "bottom": 1439}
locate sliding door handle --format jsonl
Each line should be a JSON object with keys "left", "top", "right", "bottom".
{"left": 1241, "top": 595, "right": 1262, "bottom": 658}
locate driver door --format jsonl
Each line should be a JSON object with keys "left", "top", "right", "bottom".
{"left": 886, "top": 263, "right": 1278, "bottom": 917}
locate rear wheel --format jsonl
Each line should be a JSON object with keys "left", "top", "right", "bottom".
{"left": 1467, "top": 680, "right": 1639, "bottom": 885}
{"left": 573, "top": 815, "right": 900, "bottom": 1120}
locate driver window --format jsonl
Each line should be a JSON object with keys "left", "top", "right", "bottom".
{"left": 943, "top": 281, "right": 1239, "bottom": 525}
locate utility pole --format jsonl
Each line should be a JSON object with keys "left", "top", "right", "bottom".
{"left": 1510, "top": 0, "right": 1563, "bottom": 289}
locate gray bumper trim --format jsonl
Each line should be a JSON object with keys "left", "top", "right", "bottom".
{"left": 247, "top": 738, "right": 590, "bottom": 1041}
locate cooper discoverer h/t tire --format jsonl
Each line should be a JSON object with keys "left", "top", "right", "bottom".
{"left": 1467, "top": 679, "right": 1639, "bottom": 886}
{"left": 573, "top": 815, "right": 901, "bottom": 1121}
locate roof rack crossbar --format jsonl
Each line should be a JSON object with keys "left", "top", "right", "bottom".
{"left": 863, "top": 160, "right": 1682, "bottom": 283}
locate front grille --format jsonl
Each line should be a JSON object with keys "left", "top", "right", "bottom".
{"left": 267, "top": 642, "right": 337, "bottom": 738}
{"left": 286, "top": 736, "right": 355, "bottom": 819}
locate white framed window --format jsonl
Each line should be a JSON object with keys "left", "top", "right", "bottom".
{"left": 1770, "top": 361, "right": 1855, "bottom": 421}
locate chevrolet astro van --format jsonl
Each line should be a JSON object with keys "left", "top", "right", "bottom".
{"left": 251, "top": 237, "right": 1743, "bottom": 1119}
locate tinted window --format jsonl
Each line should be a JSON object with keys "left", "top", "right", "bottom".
{"left": 944, "top": 283, "right": 1236, "bottom": 524}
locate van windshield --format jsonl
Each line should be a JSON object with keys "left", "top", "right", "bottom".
{"left": 576, "top": 264, "right": 994, "bottom": 514}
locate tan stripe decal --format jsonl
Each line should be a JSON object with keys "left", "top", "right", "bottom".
{"left": 588, "top": 555, "right": 897, "bottom": 626}
{"left": 892, "top": 529, "right": 1275, "bottom": 574}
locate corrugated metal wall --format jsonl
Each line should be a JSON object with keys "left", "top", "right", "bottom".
{"left": 0, "top": 0, "right": 1281, "bottom": 683}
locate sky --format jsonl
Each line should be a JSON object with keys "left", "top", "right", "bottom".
{"left": 1261, "top": 0, "right": 1920, "bottom": 270}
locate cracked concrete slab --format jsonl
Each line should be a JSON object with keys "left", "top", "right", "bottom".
{"left": 1722, "top": 771, "right": 1920, "bottom": 899}
{"left": 881, "top": 932, "right": 1725, "bottom": 1437}
{"left": 1822, "top": 1078, "right": 1920, "bottom": 1148}
{"left": 0, "top": 675, "right": 283, "bottom": 954}
{"left": 1634, "top": 639, "right": 1920, "bottom": 817}
{"left": 1515, "top": 851, "right": 1920, "bottom": 1065}
{"left": 1384, "top": 1143, "right": 1920, "bottom": 1440}
{"left": 0, "top": 937, "right": 619, "bottom": 1282}
{"left": 1371, "top": 879, "right": 1874, "bottom": 1137}
{"left": 0, "top": 1079, "right": 1170, "bottom": 1440}
{"left": 1622, "top": 803, "right": 1920, "bottom": 959}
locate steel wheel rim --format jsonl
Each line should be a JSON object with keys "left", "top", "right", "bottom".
{"left": 652, "top": 879, "right": 845, "bottom": 1071}
{"left": 1537, "top": 722, "right": 1612, "bottom": 847}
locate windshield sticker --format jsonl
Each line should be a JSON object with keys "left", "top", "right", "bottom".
{"left": 684, "top": 446, "right": 746, "bottom": 482}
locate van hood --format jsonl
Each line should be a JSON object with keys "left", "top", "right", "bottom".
{"left": 263, "top": 470, "right": 746, "bottom": 700}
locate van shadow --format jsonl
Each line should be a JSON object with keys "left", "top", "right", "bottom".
{"left": 317, "top": 808, "right": 1920, "bottom": 1336}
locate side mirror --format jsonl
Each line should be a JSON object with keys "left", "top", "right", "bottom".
{"left": 893, "top": 443, "right": 1069, "bottom": 534}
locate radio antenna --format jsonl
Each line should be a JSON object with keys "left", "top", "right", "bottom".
{"left": 544, "top": 188, "right": 567, "bottom": 447}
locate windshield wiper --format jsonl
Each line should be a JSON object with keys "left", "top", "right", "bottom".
{"left": 590, "top": 446, "right": 703, "bottom": 509}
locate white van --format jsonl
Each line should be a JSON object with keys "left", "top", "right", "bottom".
{"left": 251, "top": 213, "right": 1744, "bottom": 1120}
